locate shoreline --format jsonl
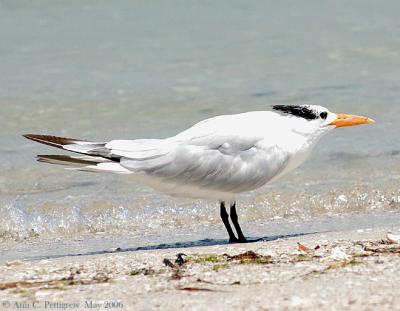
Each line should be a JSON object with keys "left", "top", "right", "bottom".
{"left": 1, "top": 211, "right": 400, "bottom": 264}
{"left": 1, "top": 220, "right": 400, "bottom": 310}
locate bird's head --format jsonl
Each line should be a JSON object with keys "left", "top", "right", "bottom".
{"left": 272, "top": 105, "right": 375, "bottom": 131}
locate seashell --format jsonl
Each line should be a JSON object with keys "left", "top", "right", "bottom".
{"left": 330, "top": 247, "right": 350, "bottom": 260}
{"left": 387, "top": 233, "right": 400, "bottom": 244}
{"left": 5, "top": 260, "right": 23, "bottom": 267}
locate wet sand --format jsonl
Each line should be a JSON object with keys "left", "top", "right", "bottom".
{"left": 1, "top": 225, "right": 400, "bottom": 310}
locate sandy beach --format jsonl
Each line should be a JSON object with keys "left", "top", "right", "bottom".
{"left": 1, "top": 1, "right": 400, "bottom": 311}
{"left": 1, "top": 225, "right": 400, "bottom": 311}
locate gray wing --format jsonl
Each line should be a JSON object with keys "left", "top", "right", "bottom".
{"left": 110, "top": 136, "right": 287, "bottom": 193}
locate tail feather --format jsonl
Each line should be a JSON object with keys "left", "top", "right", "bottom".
{"left": 24, "top": 134, "right": 131, "bottom": 174}
{"left": 74, "top": 162, "right": 131, "bottom": 174}
{"left": 37, "top": 155, "right": 131, "bottom": 174}
{"left": 23, "top": 134, "right": 114, "bottom": 159}
{"left": 37, "top": 154, "right": 109, "bottom": 166}
{"left": 23, "top": 134, "right": 98, "bottom": 149}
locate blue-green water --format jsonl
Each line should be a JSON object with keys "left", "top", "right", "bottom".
{"left": 0, "top": 1, "right": 399, "bottom": 242}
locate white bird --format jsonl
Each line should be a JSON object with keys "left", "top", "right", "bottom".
{"left": 24, "top": 105, "right": 374, "bottom": 243}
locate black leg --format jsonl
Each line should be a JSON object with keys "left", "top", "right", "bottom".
{"left": 230, "top": 202, "right": 247, "bottom": 243}
{"left": 220, "top": 201, "right": 238, "bottom": 243}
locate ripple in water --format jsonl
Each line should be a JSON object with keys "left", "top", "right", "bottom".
{"left": 1, "top": 184, "right": 399, "bottom": 241}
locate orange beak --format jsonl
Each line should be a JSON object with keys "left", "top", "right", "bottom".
{"left": 329, "top": 113, "right": 375, "bottom": 128}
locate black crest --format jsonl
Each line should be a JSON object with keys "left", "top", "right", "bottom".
{"left": 272, "top": 105, "right": 318, "bottom": 120}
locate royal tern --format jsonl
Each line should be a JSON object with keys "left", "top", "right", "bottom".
{"left": 24, "top": 105, "right": 374, "bottom": 243}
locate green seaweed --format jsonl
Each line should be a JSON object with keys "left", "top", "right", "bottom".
{"left": 294, "top": 253, "right": 312, "bottom": 262}
{"left": 212, "top": 264, "right": 228, "bottom": 271}
{"left": 193, "top": 254, "right": 224, "bottom": 263}
{"left": 347, "top": 259, "right": 364, "bottom": 266}
{"left": 129, "top": 270, "right": 142, "bottom": 276}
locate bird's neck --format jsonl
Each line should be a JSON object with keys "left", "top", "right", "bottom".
{"left": 274, "top": 120, "right": 331, "bottom": 156}
{"left": 305, "top": 126, "right": 332, "bottom": 143}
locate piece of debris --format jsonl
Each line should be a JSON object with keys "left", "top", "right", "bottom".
{"left": 297, "top": 242, "right": 310, "bottom": 252}
{"left": 130, "top": 268, "right": 156, "bottom": 276}
{"left": 227, "top": 251, "right": 272, "bottom": 264}
{"left": 228, "top": 251, "right": 259, "bottom": 261}
{"left": 175, "top": 253, "right": 187, "bottom": 266}
{"left": 5, "top": 260, "right": 23, "bottom": 267}
{"left": 170, "top": 270, "right": 184, "bottom": 280}
{"left": 179, "top": 287, "right": 215, "bottom": 292}
{"left": 163, "top": 258, "right": 176, "bottom": 268}
{"left": 330, "top": 247, "right": 350, "bottom": 260}
{"left": 387, "top": 233, "right": 400, "bottom": 244}
{"left": 327, "top": 259, "right": 363, "bottom": 271}
{"left": 364, "top": 246, "right": 400, "bottom": 254}
{"left": 0, "top": 274, "right": 110, "bottom": 291}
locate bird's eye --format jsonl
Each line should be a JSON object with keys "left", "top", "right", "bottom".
{"left": 320, "top": 112, "right": 328, "bottom": 119}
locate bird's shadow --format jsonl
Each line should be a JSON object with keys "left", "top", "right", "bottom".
{"left": 27, "top": 231, "right": 320, "bottom": 261}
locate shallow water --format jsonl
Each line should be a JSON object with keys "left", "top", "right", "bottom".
{"left": 1, "top": 211, "right": 400, "bottom": 264}
{"left": 1, "top": 1, "right": 400, "bottom": 242}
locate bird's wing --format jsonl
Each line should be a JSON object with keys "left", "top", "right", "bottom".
{"left": 106, "top": 113, "right": 264, "bottom": 159}
{"left": 106, "top": 113, "right": 266, "bottom": 162}
{"left": 105, "top": 139, "right": 172, "bottom": 159}
{"left": 109, "top": 112, "right": 289, "bottom": 193}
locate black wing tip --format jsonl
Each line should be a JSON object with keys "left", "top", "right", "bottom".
{"left": 23, "top": 134, "right": 56, "bottom": 141}
{"left": 22, "top": 134, "right": 78, "bottom": 148}
{"left": 36, "top": 154, "right": 101, "bottom": 165}
{"left": 23, "top": 133, "right": 36, "bottom": 140}
{"left": 23, "top": 134, "right": 50, "bottom": 143}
